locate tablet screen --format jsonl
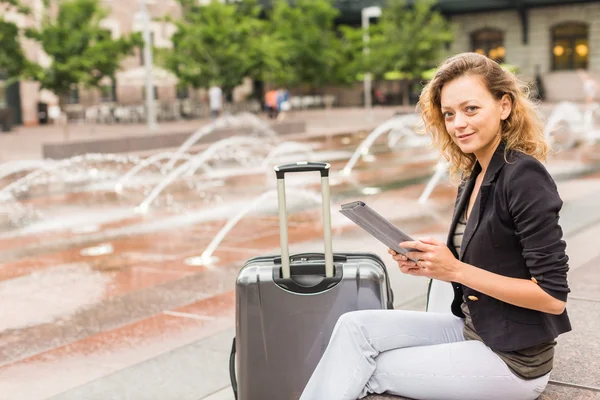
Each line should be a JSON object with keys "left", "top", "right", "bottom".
{"left": 339, "top": 201, "right": 421, "bottom": 262}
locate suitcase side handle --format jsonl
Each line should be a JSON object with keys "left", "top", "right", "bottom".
{"left": 275, "top": 162, "right": 334, "bottom": 279}
{"left": 229, "top": 338, "right": 238, "bottom": 400}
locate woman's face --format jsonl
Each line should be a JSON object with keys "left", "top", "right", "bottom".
{"left": 440, "top": 74, "right": 511, "bottom": 160}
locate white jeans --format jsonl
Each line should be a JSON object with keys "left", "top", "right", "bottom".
{"left": 299, "top": 310, "right": 550, "bottom": 400}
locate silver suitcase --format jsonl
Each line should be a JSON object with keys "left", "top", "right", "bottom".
{"left": 230, "top": 161, "right": 394, "bottom": 400}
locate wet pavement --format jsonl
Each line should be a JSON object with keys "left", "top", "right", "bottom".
{"left": 0, "top": 107, "right": 599, "bottom": 400}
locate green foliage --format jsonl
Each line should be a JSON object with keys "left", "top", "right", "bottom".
{"left": 163, "top": 0, "right": 276, "bottom": 92}
{"left": 268, "top": 0, "right": 347, "bottom": 88}
{"left": 24, "top": 0, "right": 141, "bottom": 99}
{"left": 421, "top": 67, "right": 437, "bottom": 80}
{"left": 337, "top": 24, "right": 369, "bottom": 85}
{"left": 368, "top": 0, "right": 453, "bottom": 80}
{"left": 419, "top": 63, "right": 520, "bottom": 83}
{"left": 0, "top": 0, "right": 30, "bottom": 14}
{"left": 0, "top": 0, "right": 30, "bottom": 80}
{"left": 500, "top": 63, "right": 519, "bottom": 74}
{"left": 162, "top": 0, "right": 449, "bottom": 91}
{"left": 0, "top": 18, "right": 28, "bottom": 79}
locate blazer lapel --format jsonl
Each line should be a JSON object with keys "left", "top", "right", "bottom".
{"left": 460, "top": 184, "right": 484, "bottom": 260}
{"left": 460, "top": 141, "right": 508, "bottom": 259}
{"left": 446, "top": 165, "right": 479, "bottom": 259}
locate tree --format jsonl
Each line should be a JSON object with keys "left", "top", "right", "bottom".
{"left": 268, "top": 0, "right": 347, "bottom": 89}
{"left": 370, "top": 0, "right": 452, "bottom": 77}
{"left": 0, "top": 18, "right": 28, "bottom": 80}
{"left": 0, "top": 0, "right": 30, "bottom": 79}
{"left": 336, "top": 24, "right": 370, "bottom": 86}
{"left": 367, "top": 0, "right": 453, "bottom": 104}
{"left": 24, "top": 0, "right": 141, "bottom": 137}
{"left": 163, "top": 0, "right": 276, "bottom": 98}
{"left": 0, "top": 0, "right": 29, "bottom": 14}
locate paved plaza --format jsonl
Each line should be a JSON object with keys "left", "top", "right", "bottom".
{"left": 0, "top": 106, "right": 599, "bottom": 400}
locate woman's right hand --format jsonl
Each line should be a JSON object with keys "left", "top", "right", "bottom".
{"left": 388, "top": 248, "right": 421, "bottom": 275}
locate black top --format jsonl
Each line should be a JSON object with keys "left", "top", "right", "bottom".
{"left": 446, "top": 141, "right": 572, "bottom": 352}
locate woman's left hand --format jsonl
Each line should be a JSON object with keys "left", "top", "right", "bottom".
{"left": 399, "top": 237, "right": 463, "bottom": 282}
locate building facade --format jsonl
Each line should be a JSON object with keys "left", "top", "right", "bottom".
{"left": 446, "top": 1, "right": 600, "bottom": 102}
{"left": 1, "top": 0, "right": 252, "bottom": 126}
{"left": 333, "top": 0, "right": 600, "bottom": 103}
{"left": 284, "top": 0, "right": 600, "bottom": 107}
{"left": 1, "top": 0, "right": 180, "bottom": 125}
{"left": 1, "top": 0, "right": 599, "bottom": 126}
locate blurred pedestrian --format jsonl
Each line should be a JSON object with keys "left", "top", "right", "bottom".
{"left": 374, "top": 88, "right": 386, "bottom": 105}
{"left": 209, "top": 84, "right": 223, "bottom": 121}
{"left": 265, "top": 89, "right": 278, "bottom": 119}
{"left": 277, "top": 88, "right": 290, "bottom": 121}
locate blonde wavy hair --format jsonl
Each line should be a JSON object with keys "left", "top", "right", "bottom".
{"left": 417, "top": 52, "right": 548, "bottom": 181}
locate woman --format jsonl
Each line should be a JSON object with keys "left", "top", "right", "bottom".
{"left": 299, "top": 52, "right": 571, "bottom": 400}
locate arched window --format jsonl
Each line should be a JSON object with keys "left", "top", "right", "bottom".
{"left": 471, "top": 29, "right": 505, "bottom": 63}
{"left": 552, "top": 22, "right": 589, "bottom": 70}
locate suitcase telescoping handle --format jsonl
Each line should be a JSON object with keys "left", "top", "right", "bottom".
{"left": 274, "top": 161, "right": 334, "bottom": 279}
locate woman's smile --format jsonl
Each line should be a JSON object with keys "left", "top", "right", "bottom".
{"left": 456, "top": 132, "right": 475, "bottom": 141}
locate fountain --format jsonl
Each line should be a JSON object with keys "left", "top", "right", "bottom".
{"left": 543, "top": 101, "right": 585, "bottom": 150}
{"left": 163, "top": 112, "right": 279, "bottom": 171}
{"left": 0, "top": 112, "right": 329, "bottom": 233}
{"left": 340, "top": 113, "right": 432, "bottom": 176}
{"left": 0, "top": 153, "right": 148, "bottom": 202}
{"left": 0, "top": 201, "right": 41, "bottom": 231}
{"left": 115, "top": 114, "right": 307, "bottom": 197}
{"left": 2, "top": 102, "right": 594, "bottom": 238}
{"left": 3, "top": 103, "right": 594, "bottom": 252}
{"left": 135, "top": 136, "right": 276, "bottom": 213}
{"left": 0, "top": 159, "right": 55, "bottom": 183}
{"left": 184, "top": 188, "right": 322, "bottom": 267}
{"left": 418, "top": 160, "right": 450, "bottom": 204}
{"left": 387, "top": 125, "right": 431, "bottom": 149}
{"left": 260, "top": 142, "right": 315, "bottom": 169}
{"left": 543, "top": 101, "right": 600, "bottom": 150}
{"left": 114, "top": 152, "right": 196, "bottom": 194}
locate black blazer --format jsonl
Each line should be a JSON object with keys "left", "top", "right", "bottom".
{"left": 446, "top": 141, "right": 571, "bottom": 352}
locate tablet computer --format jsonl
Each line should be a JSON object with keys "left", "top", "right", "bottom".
{"left": 339, "top": 201, "right": 421, "bottom": 262}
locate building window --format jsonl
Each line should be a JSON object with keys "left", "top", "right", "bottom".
{"left": 66, "top": 87, "right": 80, "bottom": 104}
{"left": 100, "top": 81, "right": 117, "bottom": 103}
{"left": 471, "top": 28, "right": 505, "bottom": 63}
{"left": 142, "top": 86, "right": 158, "bottom": 100}
{"left": 176, "top": 85, "right": 189, "bottom": 99}
{"left": 551, "top": 22, "right": 588, "bottom": 71}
